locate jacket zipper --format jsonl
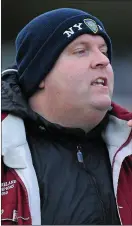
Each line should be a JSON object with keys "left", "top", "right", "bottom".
{"left": 76, "top": 144, "right": 85, "bottom": 168}
{"left": 76, "top": 144, "right": 106, "bottom": 223}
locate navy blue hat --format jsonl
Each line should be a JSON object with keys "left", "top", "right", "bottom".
{"left": 15, "top": 8, "right": 112, "bottom": 97}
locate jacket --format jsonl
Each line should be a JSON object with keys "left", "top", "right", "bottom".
{"left": 1, "top": 69, "right": 132, "bottom": 225}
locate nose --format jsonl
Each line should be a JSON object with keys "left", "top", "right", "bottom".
{"left": 91, "top": 50, "right": 110, "bottom": 69}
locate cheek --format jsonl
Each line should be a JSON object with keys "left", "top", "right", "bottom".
{"left": 108, "top": 65, "right": 114, "bottom": 80}
{"left": 58, "top": 61, "right": 89, "bottom": 86}
{"left": 51, "top": 70, "right": 81, "bottom": 92}
{"left": 107, "top": 65, "right": 114, "bottom": 94}
{"left": 45, "top": 59, "right": 90, "bottom": 99}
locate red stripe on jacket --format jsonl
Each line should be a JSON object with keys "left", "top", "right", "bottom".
{"left": 1, "top": 113, "right": 8, "bottom": 121}
{"left": 117, "top": 155, "right": 132, "bottom": 225}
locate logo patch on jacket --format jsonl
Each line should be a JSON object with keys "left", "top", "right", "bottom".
{"left": 1, "top": 163, "right": 31, "bottom": 225}
{"left": 1, "top": 180, "right": 16, "bottom": 196}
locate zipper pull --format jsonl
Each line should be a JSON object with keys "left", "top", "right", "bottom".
{"left": 77, "top": 145, "right": 84, "bottom": 163}
{"left": 76, "top": 145, "right": 85, "bottom": 169}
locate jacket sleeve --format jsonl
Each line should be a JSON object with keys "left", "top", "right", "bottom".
{"left": 1, "top": 113, "right": 32, "bottom": 225}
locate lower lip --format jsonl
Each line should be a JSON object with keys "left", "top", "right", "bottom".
{"left": 91, "top": 84, "right": 109, "bottom": 91}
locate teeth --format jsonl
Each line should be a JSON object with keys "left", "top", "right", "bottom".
{"left": 92, "top": 78, "right": 105, "bottom": 86}
{"left": 92, "top": 83, "right": 104, "bottom": 86}
{"left": 95, "top": 78, "right": 104, "bottom": 84}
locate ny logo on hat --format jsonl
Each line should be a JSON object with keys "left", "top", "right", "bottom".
{"left": 63, "top": 19, "right": 103, "bottom": 38}
{"left": 83, "top": 19, "right": 98, "bottom": 33}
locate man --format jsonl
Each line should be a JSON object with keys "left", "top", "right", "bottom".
{"left": 1, "top": 8, "right": 132, "bottom": 225}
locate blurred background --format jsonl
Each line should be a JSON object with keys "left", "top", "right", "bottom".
{"left": 1, "top": 0, "right": 132, "bottom": 110}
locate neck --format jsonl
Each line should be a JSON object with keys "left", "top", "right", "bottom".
{"left": 37, "top": 108, "right": 107, "bottom": 133}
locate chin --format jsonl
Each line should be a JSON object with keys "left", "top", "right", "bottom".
{"left": 91, "top": 97, "right": 112, "bottom": 111}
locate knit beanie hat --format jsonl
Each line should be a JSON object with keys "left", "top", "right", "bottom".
{"left": 15, "top": 8, "right": 112, "bottom": 97}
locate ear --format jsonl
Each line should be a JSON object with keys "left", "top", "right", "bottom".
{"left": 39, "top": 80, "right": 45, "bottom": 89}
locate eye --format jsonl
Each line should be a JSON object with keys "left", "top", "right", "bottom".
{"left": 100, "top": 46, "right": 108, "bottom": 57}
{"left": 73, "top": 48, "right": 87, "bottom": 56}
{"left": 102, "top": 51, "right": 108, "bottom": 57}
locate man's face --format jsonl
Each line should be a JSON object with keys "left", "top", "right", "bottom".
{"left": 44, "top": 34, "right": 114, "bottom": 111}
{"left": 30, "top": 34, "right": 114, "bottom": 127}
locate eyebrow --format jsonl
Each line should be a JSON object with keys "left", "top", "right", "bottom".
{"left": 69, "top": 41, "right": 108, "bottom": 50}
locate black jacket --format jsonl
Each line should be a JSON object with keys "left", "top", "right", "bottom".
{"left": 2, "top": 70, "right": 120, "bottom": 225}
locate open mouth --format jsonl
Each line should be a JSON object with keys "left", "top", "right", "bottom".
{"left": 91, "top": 77, "right": 107, "bottom": 87}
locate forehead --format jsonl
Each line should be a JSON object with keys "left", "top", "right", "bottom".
{"left": 68, "top": 34, "right": 107, "bottom": 48}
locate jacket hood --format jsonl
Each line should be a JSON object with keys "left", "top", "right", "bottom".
{"left": 2, "top": 69, "right": 38, "bottom": 121}
{"left": 111, "top": 102, "right": 132, "bottom": 121}
{"left": 2, "top": 68, "right": 132, "bottom": 138}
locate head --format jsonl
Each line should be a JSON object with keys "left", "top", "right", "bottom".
{"left": 15, "top": 8, "right": 114, "bottom": 131}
